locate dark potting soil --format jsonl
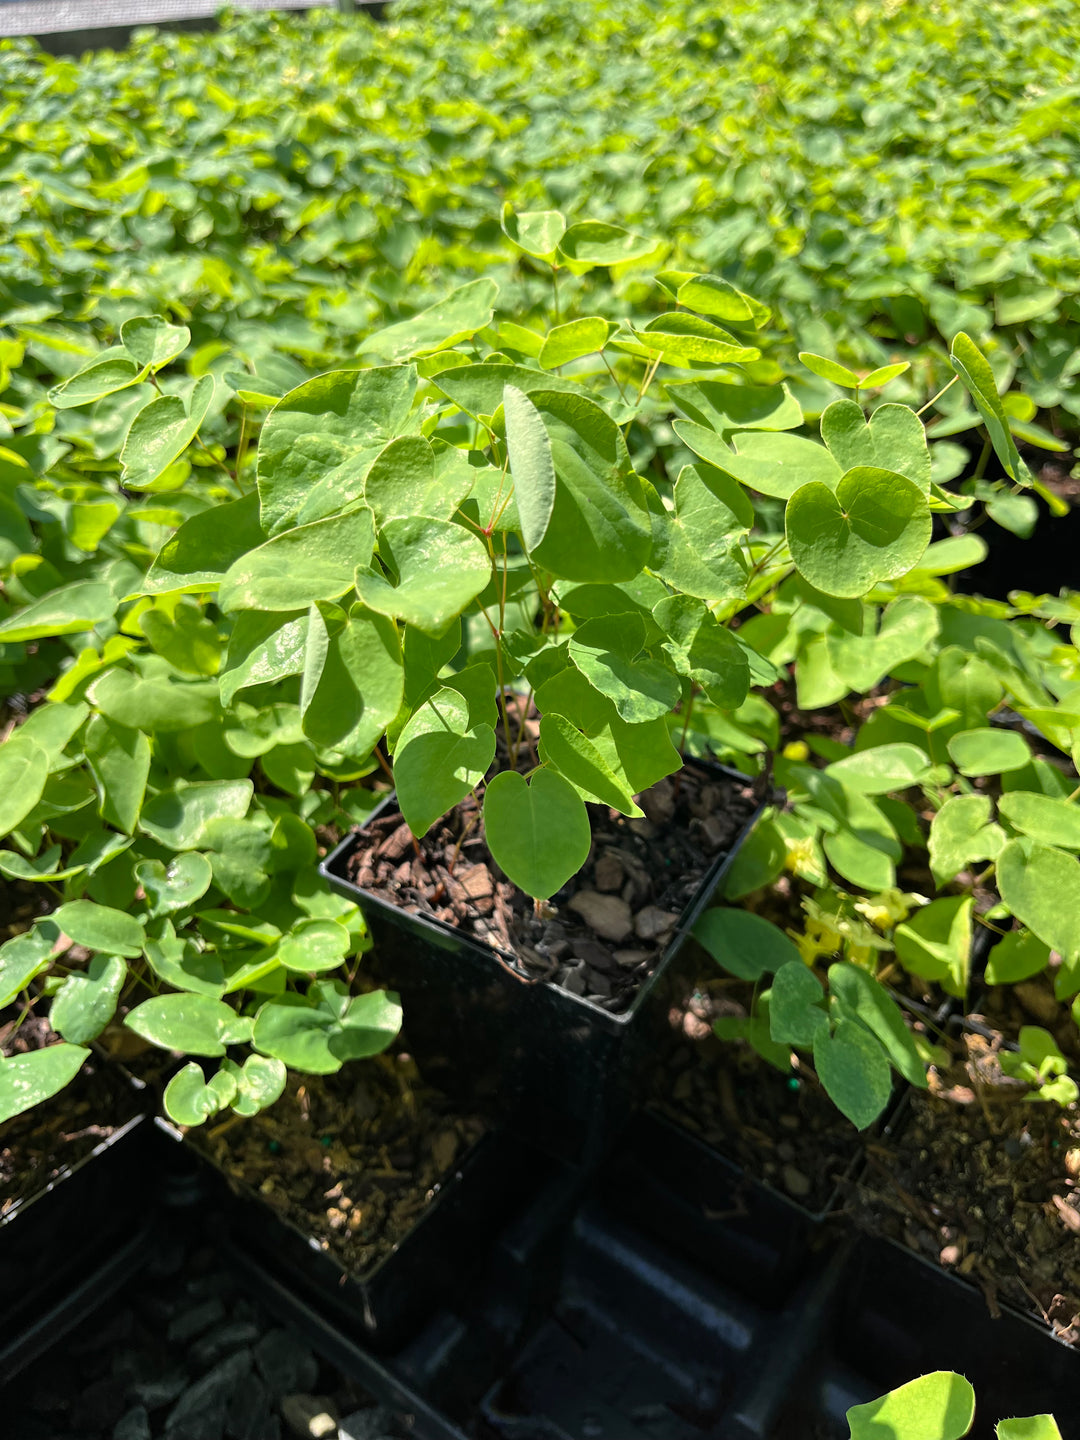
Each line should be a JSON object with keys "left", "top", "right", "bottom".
{"left": 651, "top": 975, "right": 862, "bottom": 1213}
{"left": 855, "top": 1025, "right": 1080, "bottom": 1345}
{"left": 0, "top": 1008, "right": 141, "bottom": 1214}
{"left": 0, "top": 1233, "right": 410, "bottom": 1440}
{"left": 650, "top": 876, "right": 951, "bottom": 1213}
{"left": 195, "top": 1050, "right": 486, "bottom": 1279}
{"left": 345, "top": 761, "right": 760, "bottom": 1014}
{"left": 979, "top": 969, "right": 1080, "bottom": 1066}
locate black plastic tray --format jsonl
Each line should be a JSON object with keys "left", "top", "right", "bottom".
{"left": 0, "top": 1105, "right": 154, "bottom": 1383}
{"left": 320, "top": 762, "right": 763, "bottom": 1164}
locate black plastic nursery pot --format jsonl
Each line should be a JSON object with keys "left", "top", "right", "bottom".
{"left": 158, "top": 1115, "right": 538, "bottom": 1354}
{"left": 0, "top": 1103, "right": 153, "bottom": 1382}
{"left": 320, "top": 761, "right": 764, "bottom": 1165}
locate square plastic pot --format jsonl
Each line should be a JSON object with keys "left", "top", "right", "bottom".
{"left": 159, "top": 1117, "right": 537, "bottom": 1353}
{"left": 319, "top": 762, "right": 763, "bottom": 1165}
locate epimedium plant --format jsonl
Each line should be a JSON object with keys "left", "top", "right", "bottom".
{"left": 0, "top": 230, "right": 1069, "bottom": 1135}
{"left": 691, "top": 556, "right": 1080, "bottom": 1128}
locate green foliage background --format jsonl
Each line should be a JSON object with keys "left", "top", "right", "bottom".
{"left": 2, "top": 0, "right": 1080, "bottom": 414}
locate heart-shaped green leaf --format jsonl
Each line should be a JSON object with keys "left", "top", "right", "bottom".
{"left": 144, "top": 929, "right": 226, "bottom": 998}
{"left": 946, "top": 727, "right": 1030, "bottom": 776}
{"left": 998, "top": 791, "right": 1080, "bottom": 849}
{"left": 984, "top": 929, "right": 1050, "bottom": 986}
{"left": 252, "top": 982, "right": 401, "bottom": 1074}
{"left": 813, "top": 1018, "right": 891, "bottom": 1129}
{"left": 50, "top": 955, "right": 127, "bottom": 1044}
{"left": 300, "top": 602, "right": 403, "bottom": 758}
{"left": 0, "top": 581, "right": 117, "bottom": 643}
{"left": 824, "top": 743, "right": 932, "bottom": 795}
{"left": 569, "top": 614, "right": 681, "bottom": 725}
{"left": 997, "top": 838, "right": 1080, "bottom": 964}
{"left": 277, "top": 918, "right": 351, "bottom": 973}
{"left": 0, "top": 1044, "right": 90, "bottom": 1125}
{"left": 829, "top": 961, "right": 927, "bottom": 1088}
{"left": 538, "top": 317, "right": 612, "bottom": 370}
{"left": 483, "top": 768, "right": 591, "bottom": 900}
{"left": 694, "top": 907, "right": 802, "bottom": 981}
{"left": 219, "top": 508, "right": 375, "bottom": 613}
{"left": 558, "top": 221, "right": 657, "bottom": 266}
{"left": 120, "top": 375, "right": 214, "bottom": 490}
{"left": 928, "top": 794, "right": 1005, "bottom": 885}
{"left": 125, "top": 993, "right": 253, "bottom": 1056}
{"left": 769, "top": 962, "right": 828, "bottom": 1046}
{"left": 501, "top": 204, "right": 566, "bottom": 261}
{"left": 826, "top": 596, "right": 939, "bottom": 691}
{"left": 360, "top": 279, "right": 498, "bottom": 363}
{"left": 786, "top": 466, "right": 932, "bottom": 598}
{"left": 163, "top": 1061, "right": 237, "bottom": 1127}
{"left": 226, "top": 1054, "right": 287, "bottom": 1117}
{"left": 143, "top": 492, "right": 265, "bottom": 596}
{"left": 538, "top": 712, "right": 643, "bottom": 817}
{"left": 894, "top": 895, "right": 972, "bottom": 997}
{"left": 48, "top": 349, "right": 144, "bottom": 409}
{"left": 119, "top": 316, "right": 190, "bottom": 371}
{"left": 135, "top": 853, "right": 213, "bottom": 918}
{"left": 257, "top": 366, "right": 417, "bottom": 536}
{"left": 0, "top": 735, "right": 50, "bottom": 841}
{"left": 394, "top": 687, "right": 495, "bottom": 838}
{"left": 355, "top": 515, "right": 491, "bottom": 635}
{"left": 51, "top": 900, "right": 145, "bottom": 958}
{"left": 820, "top": 401, "right": 930, "bottom": 491}
{"left": 84, "top": 714, "right": 151, "bottom": 835}
{"left": 0, "top": 926, "right": 60, "bottom": 1009}
{"left": 139, "top": 780, "right": 253, "bottom": 851}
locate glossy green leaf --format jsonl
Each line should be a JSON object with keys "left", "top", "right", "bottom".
{"left": 0, "top": 926, "right": 60, "bottom": 1009}
{"left": 946, "top": 728, "right": 1030, "bottom": 776}
{"left": 813, "top": 1018, "right": 891, "bottom": 1129}
{"left": 769, "top": 961, "right": 828, "bottom": 1046}
{"left": 394, "top": 687, "right": 495, "bottom": 838}
{"left": 0, "top": 581, "right": 116, "bottom": 642}
{"left": 998, "top": 791, "right": 1080, "bottom": 850}
{"left": 0, "top": 1044, "right": 90, "bottom": 1125}
{"left": 538, "top": 711, "right": 643, "bottom": 817}
{"left": 226, "top": 1053, "right": 287, "bottom": 1117}
{"left": 528, "top": 391, "right": 652, "bottom": 583}
{"left": 984, "top": 929, "right": 1051, "bottom": 986}
{"left": 252, "top": 982, "right": 401, "bottom": 1074}
{"left": 824, "top": 743, "right": 932, "bottom": 795}
{"left": 277, "top": 918, "right": 351, "bottom": 973}
{"left": 847, "top": 1372, "right": 975, "bottom": 1440}
{"left": 501, "top": 204, "right": 566, "bottom": 261}
{"left": 558, "top": 220, "right": 657, "bottom": 266}
{"left": 134, "top": 852, "right": 213, "bottom": 918}
{"left": 219, "top": 508, "right": 375, "bottom": 613}
{"left": 49, "top": 954, "right": 126, "bottom": 1044}
{"left": 139, "top": 780, "right": 252, "bottom": 850}
{"left": 684, "top": 430, "right": 841, "bottom": 501}
{"left": 997, "top": 838, "right": 1080, "bottom": 963}
{"left": 125, "top": 993, "right": 253, "bottom": 1056}
{"left": 363, "top": 435, "right": 469, "bottom": 526}
{"left": 826, "top": 596, "right": 939, "bottom": 690}
{"left": 140, "top": 598, "right": 221, "bottom": 677}
{"left": 87, "top": 662, "right": 220, "bottom": 733}
{"left": 950, "top": 332, "right": 1032, "bottom": 486}
{"left": 163, "top": 1061, "right": 236, "bottom": 1127}
{"left": 569, "top": 613, "right": 681, "bottom": 724}
{"left": 820, "top": 401, "right": 931, "bottom": 491}
{"left": 360, "top": 279, "right": 498, "bottom": 362}
{"left": 829, "top": 961, "right": 927, "bottom": 1088}
{"left": 202, "top": 817, "right": 274, "bottom": 909}
{"left": 799, "top": 351, "right": 860, "bottom": 387}
{"left": 119, "top": 316, "right": 190, "bottom": 371}
{"left": 84, "top": 714, "right": 150, "bottom": 834}
{"left": 257, "top": 366, "right": 417, "bottom": 535}
{"left": 0, "top": 735, "right": 50, "bottom": 840}
{"left": 929, "top": 794, "right": 1005, "bottom": 885}
{"left": 51, "top": 900, "right": 145, "bottom": 958}
{"left": 355, "top": 515, "right": 491, "bottom": 635}
{"left": 48, "top": 350, "right": 144, "bottom": 409}
{"left": 143, "top": 930, "right": 226, "bottom": 998}
{"left": 539, "top": 317, "right": 612, "bottom": 369}
{"left": 694, "top": 907, "right": 802, "bottom": 981}
{"left": 143, "top": 492, "right": 265, "bottom": 596}
{"left": 503, "top": 384, "right": 556, "bottom": 553}
{"left": 120, "top": 375, "right": 214, "bottom": 490}
{"left": 300, "top": 602, "right": 403, "bottom": 757}
{"left": 219, "top": 610, "right": 307, "bottom": 707}
{"left": 483, "top": 768, "right": 591, "bottom": 900}
{"left": 996, "top": 1417, "right": 1062, "bottom": 1440}
{"left": 786, "top": 467, "right": 932, "bottom": 598}
{"left": 894, "top": 894, "right": 972, "bottom": 997}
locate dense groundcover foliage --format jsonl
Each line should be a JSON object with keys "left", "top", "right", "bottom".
{"left": 2, "top": 0, "right": 1080, "bottom": 1150}
{"left": 2, "top": 0, "right": 1080, "bottom": 423}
